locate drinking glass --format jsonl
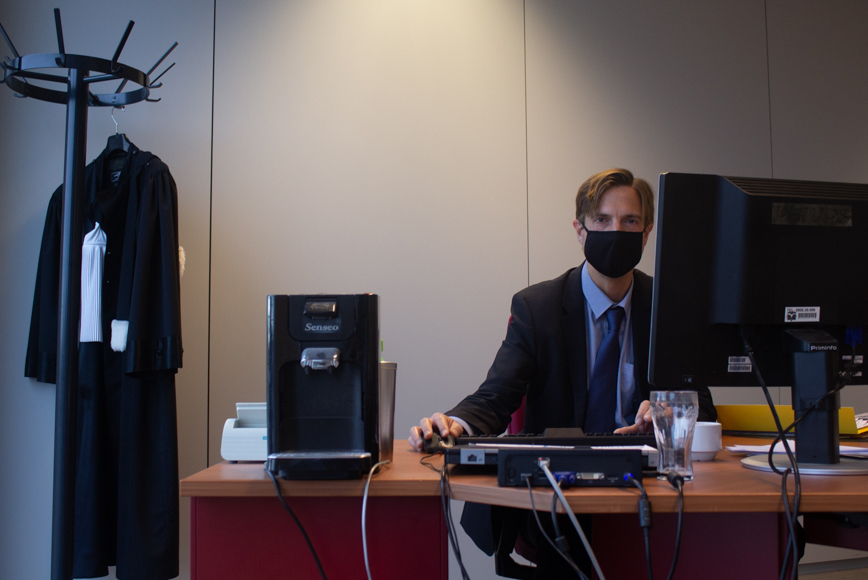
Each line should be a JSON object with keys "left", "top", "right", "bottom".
{"left": 650, "top": 390, "right": 699, "bottom": 480}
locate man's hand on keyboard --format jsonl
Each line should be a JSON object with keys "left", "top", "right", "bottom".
{"left": 409, "top": 413, "right": 466, "bottom": 452}
{"left": 614, "top": 400, "right": 653, "bottom": 434}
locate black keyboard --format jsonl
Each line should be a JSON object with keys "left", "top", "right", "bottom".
{"left": 444, "top": 428, "right": 657, "bottom": 467}
{"left": 458, "top": 428, "right": 656, "bottom": 449}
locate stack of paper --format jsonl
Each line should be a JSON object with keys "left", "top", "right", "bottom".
{"left": 726, "top": 442, "right": 868, "bottom": 459}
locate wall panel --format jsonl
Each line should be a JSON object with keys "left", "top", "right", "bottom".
{"left": 209, "top": 0, "right": 528, "bottom": 468}
{"left": 767, "top": 0, "right": 868, "bottom": 184}
{"left": 525, "top": 0, "right": 772, "bottom": 285}
{"left": 0, "top": 1, "right": 214, "bottom": 578}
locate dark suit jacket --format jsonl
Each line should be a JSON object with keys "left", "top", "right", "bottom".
{"left": 446, "top": 266, "right": 716, "bottom": 559}
{"left": 447, "top": 266, "right": 717, "bottom": 434}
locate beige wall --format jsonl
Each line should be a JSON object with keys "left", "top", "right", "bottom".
{"left": 208, "top": 0, "right": 529, "bottom": 471}
{"left": 2, "top": 1, "right": 868, "bottom": 578}
{"left": 0, "top": 1, "right": 212, "bottom": 578}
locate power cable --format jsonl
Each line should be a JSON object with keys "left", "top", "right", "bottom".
{"left": 267, "top": 468, "right": 328, "bottom": 580}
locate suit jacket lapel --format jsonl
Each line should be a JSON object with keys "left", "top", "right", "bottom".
{"left": 562, "top": 265, "right": 587, "bottom": 428}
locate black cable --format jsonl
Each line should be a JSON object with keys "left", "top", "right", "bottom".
{"left": 267, "top": 469, "right": 328, "bottom": 580}
{"left": 524, "top": 476, "right": 589, "bottom": 580}
{"left": 643, "top": 530, "right": 653, "bottom": 580}
{"left": 441, "top": 468, "right": 471, "bottom": 580}
{"left": 779, "top": 471, "right": 796, "bottom": 580}
{"left": 550, "top": 482, "right": 575, "bottom": 557}
{"left": 420, "top": 455, "right": 471, "bottom": 580}
{"left": 746, "top": 344, "right": 857, "bottom": 580}
{"left": 539, "top": 463, "right": 605, "bottom": 578}
{"left": 781, "top": 536, "right": 794, "bottom": 580}
{"left": 770, "top": 349, "right": 855, "bottom": 454}
{"left": 665, "top": 472, "right": 685, "bottom": 580}
{"left": 766, "top": 363, "right": 851, "bottom": 579}
{"left": 551, "top": 489, "right": 559, "bottom": 534}
{"left": 625, "top": 475, "right": 653, "bottom": 580}
{"left": 550, "top": 486, "right": 565, "bottom": 539}
{"left": 421, "top": 456, "right": 467, "bottom": 579}
{"left": 743, "top": 341, "right": 800, "bottom": 580}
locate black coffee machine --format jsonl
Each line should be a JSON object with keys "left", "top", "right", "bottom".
{"left": 266, "top": 294, "right": 380, "bottom": 479}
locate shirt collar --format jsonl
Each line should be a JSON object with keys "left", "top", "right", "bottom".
{"left": 581, "top": 262, "right": 633, "bottom": 322}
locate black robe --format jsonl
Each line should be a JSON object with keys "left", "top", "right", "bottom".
{"left": 25, "top": 143, "right": 182, "bottom": 580}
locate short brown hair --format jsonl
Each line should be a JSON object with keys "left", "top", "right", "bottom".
{"left": 575, "top": 168, "right": 655, "bottom": 228}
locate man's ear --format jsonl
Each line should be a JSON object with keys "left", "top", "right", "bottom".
{"left": 573, "top": 219, "right": 586, "bottom": 245}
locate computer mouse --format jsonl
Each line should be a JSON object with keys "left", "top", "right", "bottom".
{"left": 423, "top": 429, "right": 456, "bottom": 453}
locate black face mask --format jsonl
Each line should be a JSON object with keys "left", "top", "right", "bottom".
{"left": 582, "top": 226, "right": 644, "bottom": 278}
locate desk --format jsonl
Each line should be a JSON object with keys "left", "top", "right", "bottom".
{"left": 180, "top": 449, "right": 447, "bottom": 579}
{"left": 181, "top": 437, "right": 868, "bottom": 579}
{"left": 447, "top": 435, "right": 868, "bottom": 578}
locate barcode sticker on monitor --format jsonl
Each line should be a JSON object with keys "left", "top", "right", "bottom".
{"left": 785, "top": 306, "right": 820, "bottom": 322}
{"left": 727, "top": 356, "right": 752, "bottom": 373}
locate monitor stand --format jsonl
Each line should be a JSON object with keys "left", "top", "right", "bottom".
{"left": 741, "top": 454, "right": 868, "bottom": 476}
{"left": 740, "top": 329, "right": 868, "bottom": 476}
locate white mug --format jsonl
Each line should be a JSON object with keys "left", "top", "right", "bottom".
{"left": 691, "top": 421, "right": 722, "bottom": 461}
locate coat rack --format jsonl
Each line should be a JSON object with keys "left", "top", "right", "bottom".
{"left": 0, "top": 10, "right": 175, "bottom": 580}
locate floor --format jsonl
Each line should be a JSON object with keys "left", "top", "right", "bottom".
{"left": 801, "top": 569, "right": 868, "bottom": 580}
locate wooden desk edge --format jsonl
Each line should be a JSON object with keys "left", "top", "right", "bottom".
{"left": 447, "top": 435, "right": 868, "bottom": 514}
{"left": 446, "top": 481, "right": 868, "bottom": 514}
{"left": 180, "top": 438, "right": 868, "bottom": 513}
{"left": 180, "top": 478, "right": 444, "bottom": 498}
{"left": 180, "top": 446, "right": 444, "bottom": 498}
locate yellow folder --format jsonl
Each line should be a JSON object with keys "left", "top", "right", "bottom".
{"left": 716, "top": 405, "right": 868, "bottom": 436}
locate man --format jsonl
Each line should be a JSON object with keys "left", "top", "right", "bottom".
{"left": 409, "top": 168, "right": 716, "bottom": 577}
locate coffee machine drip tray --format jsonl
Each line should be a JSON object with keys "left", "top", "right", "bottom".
{"left": 267, "top": 451, "right": 372, "bottom": 480}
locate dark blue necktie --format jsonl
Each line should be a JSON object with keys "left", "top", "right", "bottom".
{"left": 585, "top": 306, "right": 624, "bottom": 433}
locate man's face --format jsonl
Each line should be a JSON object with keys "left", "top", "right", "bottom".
{"left": 572, "top": 185, "right": 653, "bottom": 247}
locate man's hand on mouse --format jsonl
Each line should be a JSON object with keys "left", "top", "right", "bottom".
{"left": 613, "top": 400, "right": 654, "bottom": 434}
{"left": 409, "top": 412, "right": 465, "bottom": 452}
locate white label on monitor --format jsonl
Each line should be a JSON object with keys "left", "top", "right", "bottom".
{"left": 727, "top": 356, "right": 752, "bottom": 373}
{"left": 784, "top": 306, "right": 820, "bottom": 322}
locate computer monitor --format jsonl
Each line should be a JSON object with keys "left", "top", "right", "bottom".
{"left": 649, "top": 172, "right": 868, "bottom": 472}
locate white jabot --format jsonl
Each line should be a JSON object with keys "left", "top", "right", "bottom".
{"left": 80, "top": 223, "right": 106, "bottom": 343}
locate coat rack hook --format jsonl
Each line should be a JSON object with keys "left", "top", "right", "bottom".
{"left": 116, "top": 40, "right": 177, "bottom": 94}
{"left": 149, "top": 62, "right": 175, "bottom": 86}
{"left": 53, "top": 9, "right": 65, "bottom": 55}
{"left": 111, "top": 21, "right": 135, "bottom": 70}
{"left": 147, "top": 41, "right": 178, "bottom": 76}
{"left": 0, "top": 19, "right": 20, "bottom": 59}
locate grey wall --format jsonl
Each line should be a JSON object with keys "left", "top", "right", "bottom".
{"left": 2, "top": 1, "right": 868, "bottom": 579}
{"left": 208, "top": 0, "right": 529, "bottom": 467}
{"left": 0, "top": 1, "right": 213, "bottom": 578}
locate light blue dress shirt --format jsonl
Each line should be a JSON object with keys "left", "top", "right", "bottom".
{"left": 581, "top": 262, "right": 636, "bottom": 429}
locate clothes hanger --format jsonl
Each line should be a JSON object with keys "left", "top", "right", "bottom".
{"left": 105, "top": 106, "right": 131, "bottom": 154}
